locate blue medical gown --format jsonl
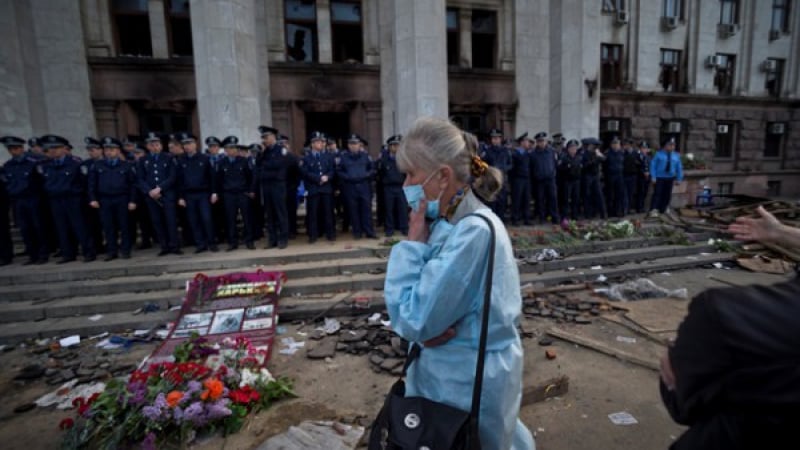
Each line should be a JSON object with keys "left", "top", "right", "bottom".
{"left": 385, "top": 210, "right": 535, "bottom": 450}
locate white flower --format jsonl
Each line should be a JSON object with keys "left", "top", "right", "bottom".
{"left": 708, "top": 238, "right": 715, "bottom": 245}
{"left": 686, "top": 153, "right": 695, "bottom": 161}
{"left": 239, "top": 368, "right": 275, "bottom": 388}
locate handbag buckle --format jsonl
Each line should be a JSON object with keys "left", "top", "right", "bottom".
{"left": 404, "top": 413, "right": 420, "bottom": 429}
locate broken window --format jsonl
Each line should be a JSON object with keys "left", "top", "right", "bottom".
{"left": 714, "top": 53, "right": 735, "bottom": 95}
{"left": 600, "top": 44, "right": 623, "bottom": 89}
{"left": 472, "top": 10, "right": 497, "bottom": 69}
{"left": 446, "top": 8, "right": 459, "bottom": 66}
{"left": 765, "top": 58, "right": 784, "bottom": 97}
{"left": 285, "top": 0, "right": 318, "bottom": 62}
{"left": 659, "top": 49, "right": 681, "bottom": 92}
{"left": 331, "top": 0, "right": 363, "bottom": 63}
{"left": 112, "top": 0, "right": 152, "bottom": 56}
{"left": 168, "top": 0, "right": 192, "bottom": 57}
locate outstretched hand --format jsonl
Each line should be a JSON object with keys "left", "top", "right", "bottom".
{"left": 726, "top": 206, "right": 782, "bottom": 244}
{"left": 408, "top": 199, "right": 429, "bottom": 243}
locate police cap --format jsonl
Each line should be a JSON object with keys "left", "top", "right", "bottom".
{"left": 488, "top": 128, "right": 503, "bottom": 137}
{"left": 309, "top": 131, "right": 326, "bottom": 142}
{"left": 205, "top": 136, "right": 221, "bottom": 146}
{"left": 0, "top": 136, "right": 26, "bottom": 148}
{"left": 40, "top": 134, "right": 70, "bottom": 149}
{"left": 144, "top": 132, "right": 161, "bottom": 143}
{"left": 258, "top": 126, "right": 278, "bottom": 137}
{"left": 179, "top": 132, "right": 197, "bottom": 144}
{"left": 534, "top": 131, "right": 548, "bottom": 141}
{"left": 101, "top": 137, "right": 122, "bottom": 148}
{"left": 221, "top": 136, "right": 239, "bottom": 147}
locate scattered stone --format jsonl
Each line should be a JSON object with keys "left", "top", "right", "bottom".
{"left": 354, "top": 341, "right": 371, "bottom": 351}
{"left": 31, "top": 347, "right": 49, "bottom": 355}
{"left": 99, "top": 362, "right": 111, "bottom": 370}
{"left": 307, "top": 337, "right": 338, "bottom": 360}
{"left": 590, "top": 308, "right": 601, "bottom": 316}
{"left": 44, "top": 368, "right": 59, "bottom": 377}
{"left": 51, "top": 351, "right": 70, "bottom": 360}
{"left": 380, "top": 359, "right": 404, "bottom": 371}
{"left": 60, "top": 369, "right": 76, "bottom": 381}
{"left": 309, "top": 329, "right": 326, "bottom": 341}
{"left": 540, "top": 309, "right": 552, "bottom": 317}
{"left": 391, "top": 365, "right": 404, "bottom": 376}
{"left": 13, "top": 403, "right": 36, "bottom": 413}
{"left": 14, "top": 365, "right": 45, "bottom": 380}
{"left": 545, "top": 349, "right": 557, "bottom": 360}
{"left": 575, "top": 317, "right": 592, "bottom": 325}
{"left": 552, "top": 311, "right": 565, "bottom": 320}
{"left": 339, "top": 330, "right": 368, "bottom": 343}
{"left": 80, "top": 360, "right": 99, "bottom": 370}
{"left": 564, "top": 310, "right": 579, "bottom": 316}
{"left": 92, "top": 371, "right": 111, "bottom": 381}
{"left": 390, "top": 337, "right": 407, "bottom": 355}
{"left": 369, "top": 354, "right": 384, "bottom": 366}
{"left": 77, "top": 376, "right": 94, "bottom": 385}
{"left": 577, "top": 303, "right": 592, "bottom": 311}
{"left": 538, "top": 338, "right": 554, "bottom": 347}
{"left": 336, "top": 342, "right": 349, "bottom": 352}
{"left": 76, "top": 368, "right": 94, "bottom": 377}
{"left": 46, "top": 376, "right": 63, "bottom": 385}
{"left": 376, "top": 345, "right": 395, "bottom": 358}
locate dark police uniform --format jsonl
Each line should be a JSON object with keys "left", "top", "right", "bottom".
{"left": 285, "top": 150, "right": 301, "bottom": 240}
{"left": 530, "top": 136, "right": 560, "bottom": 224}
{"left": 137, "top": 132, "right": 181, "bottom": 255}
{"left": 481, "top": 128, "right": 512, "bottom": 221}
{"left": 216, "top": 138, "right": 256, "bottom": 250}
{"left": 82, "top": 137, "right": 105, "bottom": 254}
{"left": 634, "top": 142, "right": 651, "bottom": 213}
{"left": 300, "top": 134, "right": 336, "bottom": 243}
{"left": 377, "top": 135, "right": 408, "bottom": 237}
{"left": 256, "top": 131, "right": 290, "bottom": 249}
{"left": 604, "top": 141, "right": 628, "bottom": 217}
{"left": 177, "top": 143, "right": 217, "bottom": 253}
{"left": 622, "top": 139, "right": 642, "bottom": 215}
{"left": 129, "top": 147, "right": 155, "bottom": 249}
{"left": 557, "top": 141, "right": 583, "bottom": 220}
{"left": 337, "top": 134, "right": 376, "bottom": 239}
{"left": 0, "top": 166, "right": 11, "bottom": 265}
{"left": 39, "top": 135, "right": 95, "bottom": 263}
{"left": 205, "top": 136, "right": 227, "bottom": 245}
{"left": 510, "top": 133, "right": 533, "bottom": 225}
{"left": 1, "top": 136, "right": 49, "bottom": 264}
{"left": 581, "top": 138, "right": 607, "bottom": 219}
{"left": 88, "top": 143, "right": 136, "bottom": 260}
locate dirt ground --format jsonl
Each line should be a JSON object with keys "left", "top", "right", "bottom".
{"left": 0, "top": 267, "right": 792, "bottom": 450}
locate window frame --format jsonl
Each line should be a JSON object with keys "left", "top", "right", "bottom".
{"left": 600, "top": 43, "right": 624, "bottom": 90}
{"left": 719, "top": 0, "right": 739, "bottom": 25}
{"left": 659, "top": 119, "right": 688, "bottom": 153}
{"left": 714, "top": 121, "right": 736, "bottom": 159}
{"left": 602, "top": 0, "right": 626, "bottom": 13}
{"left": 771, "top": 0, "right": 791, "bottom": 32}
{"left": 284, "top": 0, "right": 320, "bottom": 63}
{"left": 111, "top": 0, "right": 153, "bottom": 57}
{"left": 714, "top": 53, "right": 736, "bottom": 96}
{"left": 765, "top": 58, "right": 785, "bottom": 98}
{"left": 166, "top": 0, "right": 193, "bottom": 57}
{"left": 659, "top": 48, "right": 682, "bottom": 92}
{"left": 446, "top": 8, "right": 460, "bottom": 67}
{"left": 663, "top": 0, "right": 685, "bottom": 19}
{"left": 471, "top": 9, "right": 498, "bottom": 69}
{"left": 764, "top": 122, "right": 786, "bottom": 158}
{"left": 766, "top": 180, "right": 782, "bottom": 196}
{"left": 330, "top": 0, "right": 363, "bottom": 63}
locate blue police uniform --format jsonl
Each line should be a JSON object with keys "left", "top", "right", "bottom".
{"left": 2, "top": 153, "right": 49, "bottom": 263}
{"left": 41, "top": 154, "right": 95, "bottom": 262}
{"left": 530, "top": 146, "right": 560, "bottom": 224}
{"left": 300, "top": 149, "right": 336, "bottom": 242}
{"left": 136, "top": 149, "right": 181, "bottom": 255}
{"left": 557, "top": 149, "right": 583, "bottom": 220}
{"left": 337, "top": 149, "right": 376, "bottom": 239}
{"left": 481, "top": 142, "right": 512, "bottom": 221}
{"left": 206, "top": 144, "right": 227, "bottom": 245}
{"left": 89, "top": 158, "right": 136, "bottom": 259}
{"left": 650, "top": 146, "right": 683, "bottom": 214}
{"left": 378, "top": 149, "right": 408, "bottom": 236}
{"left": 256, "top": 143, "right": 290, "bottom": 248}
{"left": 216, "top": 152, "right": 256, "bottom": 250}
{"left": 581, "top": 139, "right": 607, "bottom": 219}
{"left": 178, "top": 152, "right": 217, "bottom": 253}
{"left": 509, "top": 144, "right": 532, "bottom": 225}
{"left": 604, "top": 148, "right": 628, "bottom": 217}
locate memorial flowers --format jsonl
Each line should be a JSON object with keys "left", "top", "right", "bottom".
{"left": 60, "top": 334, "right": 294, "bottom": 449}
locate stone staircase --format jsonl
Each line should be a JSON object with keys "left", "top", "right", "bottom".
{"left": 0, "top": 228, "right": 732, "bottom": 344}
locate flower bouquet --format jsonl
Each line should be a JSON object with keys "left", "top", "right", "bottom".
{"left": 60, "top": 334, "right": 294, "bottom": 450}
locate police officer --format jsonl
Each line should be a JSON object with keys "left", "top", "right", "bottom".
{"left": 282, "top": 135, "right": 301, "bottom": 240}
{"left": 121, "top": 138, "right": 137, "bottom": 161}
{"left": 83, "top": 137, "right": 105, "bottom": 253}
{"left": 581, "top": 137, "right": 607, "bottom": 219}
{"left": 338, "top": 133, "right": 376, "bottom": 239}
{"left": 89, "top": 137, "right": 137, "bottom": 260}
{"left": 0, "top": 165, "right": 11, "bottom": 265}
{"left": 256, "top": 125, "right": 290, "bottom": 249}
{"left": 510, "top": 133, "right": 533, "bottom": 226}
{"left": 137, "top": 131, "right": 182, "bottom": 256}
{"left": 327, "top": 137, "right": 349, "bottom": 234}
{"left": 481, "top": 128, "right": 511, "bottom": 221}
{"left": 1, "top": 136, "right": 48, "bottom": 264}
{"left": 530, "top": 132, "right": 560, "bottom": 224}
{"left": 204, "top": 136, "right": 226, "bottom": 245}
{"left": 39, "top": 135, "right": 95, "bottom": 263}
{"left": 216, "top": 137, "right": 256, "bottom": 250}
{"left": 129, "top": 146, "right": 154, "bottom": 249}
{"left": 604, "top": 136, "right": 627, "bottom": 217}
{"left": 622, "top": 138, "right": 642, "bottom": 215}
{"left": 557, "top": 139, "right": 583, "bottom": 220}
{"left": 300, "top": 131, "right": 336, "bottom": 243}
{"left": 378, "top": 134, "right": 408, "bottom": 237}
{"left": 649, "top": 137, "right": 683, "bottom": 217}
{"left": 177, "top": 133, "right": 218, "bottom": 254}
{"left": 635, "top": 141, "right": 652, "bottom": 213}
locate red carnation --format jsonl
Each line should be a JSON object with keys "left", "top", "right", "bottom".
{"left": 59, "top": 418, "right": 74, "bottom": 430}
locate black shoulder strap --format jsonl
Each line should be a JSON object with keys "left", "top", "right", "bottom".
{"left": 400, "top": 212, "right": 496, "bottom": 425}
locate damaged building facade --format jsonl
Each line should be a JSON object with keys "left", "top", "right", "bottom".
{"left": 1, "top": 0, "right": 799, "bottom": 196}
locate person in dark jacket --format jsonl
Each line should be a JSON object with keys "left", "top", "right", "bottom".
{"left": 39, "top": 135, "right": 95, "bottom": 263}
{"left": 581, "top": 137, "right": 607, "bottom": 219}
{"left": 137, "top": 132, "right": 181, "bottom": 256}
{"left": 557, "top": 139, "right": 583, "bottom": 220}
{"left": 177, "top": 133, "right": 218, "bottom": 254}
{"left": 300, "top": 131, "right": 336, "bottom": 243}
{"left": 216, "top": 137, "right": 256, "bottom": 251}
{"left": 622, "top": 138, "right": 642, "bottom": 214}
{"left": 378, "top": 134, "right": 408, "bottom": 237}
{"left": 604, "top": 137, "right": 627, "bottom": 217}
{"left": 281, "top": 135, "right": 301, "bottom": 240}
{"left": 660, "top": 206, "right": 800, "bottom": 450}
{"left": 338, "top": 133, "right": 376, "bottom": 239}
{"left": 83, "top": 137, "right": 105, "bottom": 254}
{"left": 257, "top": 126, "right": 290, "bottom": 249}
{"left": 635, "top": 141, "right": 652, "bottom": 213}
{"left": 129, "top": 146, "right": 154, "bottom": 250}
{"left": 1, "top": 136, "right": 49, "bottom": 264}
{"left": 89, "top": 137, "right": 137, "bottom": 260}
{"left": 530, "top": 132, "right": 560, "bottom": 224}
{"left": 509, "top": 133, "right": 533, "bottom": 226}
{"left": 481, "top": 128, "right": 511, "bottom": 221}
{"left": 205, "top": 136, "right": 226, "bottom": 245}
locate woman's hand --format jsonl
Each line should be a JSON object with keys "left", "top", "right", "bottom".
{"left": 408, "top": 198, "right": 429, "bottom": 243}
{"left": 727, "top": 206, "right": 782, "bottom": 244}
{"left": 423, "top": 327, "right": 456, "bottom": 347}
{"left": 660, "top": 352, "right": 676, "bottom": 391}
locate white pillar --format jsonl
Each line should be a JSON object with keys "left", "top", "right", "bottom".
{"left": 500, "top": 0, "right": 514, "bottom": 70}
{"left": 316, "top": 0, "right": 333, "bottom": 63}
{"left": 363, "top": 0, "right": 380, "bottom": 65}
{"left": 265, "top": 0, "right": 286, "bottom": 62}
{"left": 380, "top": 0, "right": 397, "bottom": 138}
{"left": 458, "top": 8, "right": 472, "bottom": 68}
{"left": 191, "top": 0, "right": 264, "bottom": 143}
{"left": 392, "top": 0, "right": 448, "bottom": 133}
{"left": 514, "top": 0, "right": 549, "bottom": 135}
{"left": 148, "top": 0, "right": 169, "bottom": 58}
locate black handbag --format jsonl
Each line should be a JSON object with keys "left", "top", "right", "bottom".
{"left": 369, "top": 213, "right": 497, "bottom": 450}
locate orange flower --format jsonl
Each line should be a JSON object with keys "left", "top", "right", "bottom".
{"left": 166, "top": 390, "right": 184, "bottom": 408}
{"left": 200, "top": 378, "right": 224, "bottom": 401}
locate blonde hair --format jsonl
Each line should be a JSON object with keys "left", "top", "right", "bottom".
{"left": 397, "top": 117, "right": 503, "bottom": 201}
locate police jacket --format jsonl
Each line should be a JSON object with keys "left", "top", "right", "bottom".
{"left": 482, "top": 144, "right": 512, "bottom": 173}
{"left": 530, "top": 147, "right": 557, "bottom": 180}
{"left": 41, "top": 157, "right": 85, "bottom": 197}
{"left": 605, "top": 149, "right": 626, "bottom": 176}
{"left": 216, "top": 156, "right": 255, "bottom": 194}
{"left": 557, "top": 153, "right": 583, "bottom": 181}
{"left": 378, "top": 154, "right": 405, "bottom": 186}
{"left": 2, "top": 156, "right": 42, "bottom": 198}
{"left": 337, "top": 151, "right": 374, "bottom": 184}
{"left": 177, "top": 153, "right": 215, "bottom": 195}
{"left": 88, "top": 159, "right": 136, "bottom": 202}
{"left": 137, "top": 152, "right": 177, "bottom": 195}
{"left": 623, "top": 150, "right": 645, "bottom": 176}
{"left": 509, "top": 149, "right": 531, "bottom": 179}
{"left": 650, "top": 150, "right": 684, "bottom": 181}
{"left": 257, "top": 143, "right": 289, "bottom": 183}
{"left": 581, "top": 148, "right": 605, "bottom": 177}
{"left": 300, "top": 151, "right": 335, "bottom": 195}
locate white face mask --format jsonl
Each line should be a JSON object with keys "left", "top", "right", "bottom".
{"left": 403, "top": 171, "right": 443, "bottom": 219}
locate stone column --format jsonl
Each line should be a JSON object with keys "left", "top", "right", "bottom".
{"left": 392, "top": 0, "right": 448, "bottom": 134}
{"left": 458, "top": 8, "right": 472, "bottom": 68}
{"left": 500, "top": 0, "right": 514, "bottom": 70}
{"left": 379, "top": 0, "right": 397, "bottom": 138}
{"left": 688, "top": 0, "right": 718, "bottom": 95}
{"left": 316, "top": 0, "right": 333, "bottom": 63}
{"left": 548, "top": 0, "right": 600, "bottom": 139}
{"left": 362, "top": 0, "right": 380, "bottom": 65}
{"left": 190, "top": 0, "right": 264, "bottom": 143}
{"left": 254, "top": 0, "right": 274, "bottom": 125}
{"left": 148, "top": 0, "right": 169, "bottom": 58}
{"left": 0, "top": 0, "right": 36, "bottom": 151}
{"left": 82, "top": 0, "right": 114, "bottom": 57}
{"left": 514, "top": 0, "right": 549, "bottom": 135}
{"left": 29, "top": 0, "right": 97, "bottom": 155}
